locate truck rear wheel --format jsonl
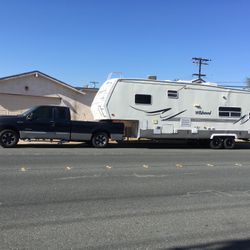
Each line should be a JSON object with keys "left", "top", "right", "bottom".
{"left": 91, "top": 132, "right": 109, "bottom": 148}
{"left": 223, "top": 137, "right": 235, "bottom": 149}
{"left": 210, "top": 137, "right": 223, "bottom": 149}
{"left": 0, "top": 129, "right": 19, "bottom": 148}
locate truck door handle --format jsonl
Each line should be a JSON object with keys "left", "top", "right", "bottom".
{"left": 50, "top": 121, "right": 55, "bottom": 127}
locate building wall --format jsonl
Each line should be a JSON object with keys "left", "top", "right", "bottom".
{"left": 0, "top": 73, "right": 96, "bottom": 120}
{"left": 0, "top": 93, "right": 61, "bottom": 115}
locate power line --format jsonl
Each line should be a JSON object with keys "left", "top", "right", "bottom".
{"left": 215, "top": 81, "right": 245, "bottom": 84}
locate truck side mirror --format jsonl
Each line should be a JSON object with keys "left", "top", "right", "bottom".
{"left": 26, "top": 113, "right": 34, "bottom": 121}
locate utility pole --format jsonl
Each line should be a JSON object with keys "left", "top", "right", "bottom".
{"left": 90, "top": 81, "right": 99, "bottom": 88}
{"left": 192, "top": 57, "right": 211, "bottom": 82}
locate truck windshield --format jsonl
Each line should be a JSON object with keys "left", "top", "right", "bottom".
{"left": 21, "top": 106, "right": 39, "bottom": 117}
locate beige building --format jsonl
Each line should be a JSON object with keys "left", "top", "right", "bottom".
{"left": 0, "top": 71, "right": 98, "bottom": 120}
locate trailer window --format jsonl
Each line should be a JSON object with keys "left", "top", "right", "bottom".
{"left": 219, "top": 107, "right": 241, "bottom": 117}
{"left": 135, "top": 94, "right": 152, "bottom": 104}
{"left": 168, "top": 90, "right": 178, "bottom": 99}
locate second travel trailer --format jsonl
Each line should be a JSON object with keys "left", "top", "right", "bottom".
{"left": 91, "top": 77, "right": 250, "bottom": 149}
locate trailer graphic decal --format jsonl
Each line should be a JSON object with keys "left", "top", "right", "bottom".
{"left": 129, "top": 106, "right": 171, "bottom": 116}
{"left": 130, "top": 105, "right": 187, "bottom": 121}
{"left": 233, "top": 115, "right": 246, "bottom": 124}
{"left": 233, "top": 114, "right": 250, "bottom": 125}
{"left": 162, "top": 110, "right": 187, "bottom": 121}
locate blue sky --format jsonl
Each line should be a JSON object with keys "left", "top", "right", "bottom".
{"left": 0, "top": 0, "right": 250, "bottom": 87}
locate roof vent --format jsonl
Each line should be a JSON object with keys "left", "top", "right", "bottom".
{"left": 147, "top": 75, "right": 157, "bottom": 80}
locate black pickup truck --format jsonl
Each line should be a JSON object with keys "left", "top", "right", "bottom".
{"left": 0, "top": 105, "right": 124, "bottom": 148}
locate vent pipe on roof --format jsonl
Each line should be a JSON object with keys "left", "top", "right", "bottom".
{"left": 147, "top": 75, "right": 157, "bottom": 80}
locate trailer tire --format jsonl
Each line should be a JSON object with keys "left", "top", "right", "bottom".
{"left": 210, "top": 137, "right": 223, "bottom": 149}
{"left": 91, "top": 132, "right": 109, "bottom": 148}
{"left": 223, "top": 137, "right": 235, "bottom": 149}
{"left": 0, "top": 129, "right": 19, "bottom": 148}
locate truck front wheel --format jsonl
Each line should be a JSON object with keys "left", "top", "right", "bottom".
{"left": 91, "top": 132, "right": 109, "bottom": 148}
{"left": 0, "top": 129, "right": 19, "bottom": 148}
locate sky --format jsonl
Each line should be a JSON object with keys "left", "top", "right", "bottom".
{"left": 0, "top": 0, "right": 250, "bottom": 87}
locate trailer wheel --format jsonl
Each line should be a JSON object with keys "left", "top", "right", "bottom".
{"left": 0, "top": 129, "right": 19, "bottom": 148}
{"left": 91, "top": 132, "right": 109, "bottom": 148}
{"left": 209, "top": 137, "right": 223, "bottom": 149}
{"left": 223, "top": 137, "right": 235, "bottom": 149}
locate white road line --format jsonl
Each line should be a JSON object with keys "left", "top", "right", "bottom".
{"left": 183, "top": 172, "right": 196, "bottom": 175}
{"left": 55, "top": 175, "right": 101, "bottom": 180}
{"left": 133, "top": 173, "right": 169, "bottom": 178}
{"left": 55, "top": 172, "right": 196, "bottom": 181}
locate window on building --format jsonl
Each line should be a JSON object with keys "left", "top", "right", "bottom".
{"left": 135, "top": 94, "right": 152, "bottom": 104}
{"left": 219, "top": 107, "right": 241, "bottom": 117}
{"left": 168, "top": 90, "right": 178, "bottom": 99}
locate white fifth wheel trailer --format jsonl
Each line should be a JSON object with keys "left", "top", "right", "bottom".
{"left": 91, "top": 77, "right": 250, "bottom": 149}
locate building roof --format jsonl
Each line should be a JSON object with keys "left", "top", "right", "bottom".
{"left": 75, "top": 86, "right": 99, "bottom": 92}
{"left": 0, "top": 70, "right": 86, "bottom": 96}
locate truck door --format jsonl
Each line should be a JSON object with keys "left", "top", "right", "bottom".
{"left": 53, "top": 107, "right": 71, "bottom": 140}
{"left": 22, "top": 106, "right": 55, "bottom": 139}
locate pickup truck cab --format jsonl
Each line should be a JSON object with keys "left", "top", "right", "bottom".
{"left": 0, "top": 105, "right": 124, "bottom": 148}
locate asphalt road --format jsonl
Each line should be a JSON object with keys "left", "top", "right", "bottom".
{"left": 1, "top": 141, "right": 250, "bottom": 249}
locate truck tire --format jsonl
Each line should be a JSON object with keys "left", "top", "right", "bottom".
{"left": 223, "top": 137, "right": 235, "bottom": 149}
{"left": 0, "top": 129, "right": 19, "bottom": 148}
{"left": 209, "top": 137, "right": 223, "bottom": 149}
{"left": 91, "top": 132, "right": 109, "bottom": 148}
